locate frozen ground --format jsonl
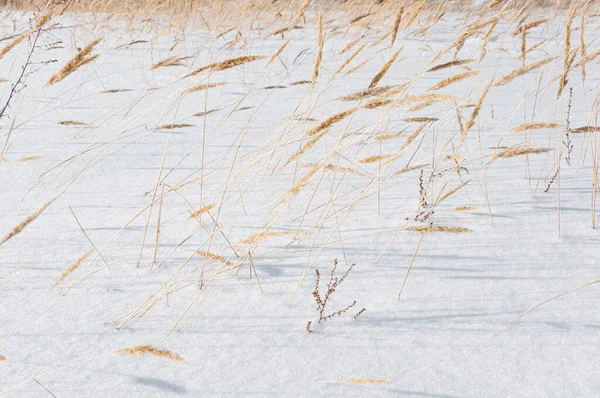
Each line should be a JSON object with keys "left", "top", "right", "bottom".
{"left": 1, "top": 5, "right": 600, "bottom": 396}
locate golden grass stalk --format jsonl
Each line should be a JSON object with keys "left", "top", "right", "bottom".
{"left": 512, "top": 18, "right": 549, "bottom": 35}
{"left": 240, "top": 231, "right": 294, "bottom": 245}
{"left": 572, "top": 126, "right": 600, "bottom": 133}
{"left": 401, "top": 122, "right": 429, "bottom": 150}
{"left": 574, "top": 48, "right": 600, "bottom": 68}
{"left": 390, "top": 163, "right": 428, "bottom": 176}
{"left": 345, "top": 379, "right": 390, "bottom": 385}
{"left": 358, "top": 154, "right": 393, "bottom": 164}
{"left": 0, "top": 198, "right": 56, "bottom": 247}
{"left": 363, "top": 98, "right": 394, "bottom": 109}
{"left": 493, "top": 56, "right": 557, "bottom": 86}
{"left": 57, "top": 120, "right": 86, "bottom": 126}
{"left": 117, "top": 346, "right": 186, "bottom": 363}
{"left": 491, "top": 146, "right": 551, "bottom": 161}
{"left": 405, "top": 225, "right": 471, "bottom": 233}
{"left": 427, "top": 59, "right": 474, "bottom": 72}
{"left": 184, "top": 82, "right": 226, "bottom": 93}
{"left": 17, "top": 156, "right": 41, "bottom": 162}
{"left": 312, "top": 11, "right": 324, "bottom": 86}
{"left": 0, "top": 13, "right": 52, "bottom": 61}
{"left": 268, "top": 39, "right": 291, "bottom": 65}
{"left": 408, "top": 94, "right": 462, "bottom": 112}
{"left": 404, "top": 0, "right": 427, "bottom": 28}
{"left": 46, "top": 38, "right": 101, "bottom": 86}
{"left": 186, "top": 56, "right": 265, "bottom": 77}
{"left": 525, "top": 39, "right": 549, "bottom": 56}
{"left": 284, "top": 129, "right": 328, "bottom": 167}
{"left": 322, "top": 164, "right": 364, "bottom": 176}
{"left": 454, "top": 206, "right": 477, "bottom": 211}
{"left": 340, "top": 86, "right": 395, "bottom": 101}
{"left": 338, "top": 34, "right": 365, "bottom": 55}
{"left": 463, "top": 84, "right": 491, "bottom": 139}
{"left": 390, "top": 5, "right": 404, "bottom": 47}
{"left": 53, "top": 249, "right": 94, "bottom": 288}
{"left": 187, "top": 204, "right": 214, "bottom": 220}
{"left": 280, "top": 165, "right": 321, "bottom": 203}
{"left": 344, "top": 56, "right": 373, "bottom": 76}
{"left": 0, "top": 354, "right": 5, "bottom": 361}
{"left": 558, "top": 6, "right": 576, "bottom": 98}
{"left": 580, "top": 2, "right": 590, "bottom": 81}
{"left": 289, "top": 0, "right": 312, "bottom": 30}
{"left": 149, "top": 56, "right": 190, "bottom": 70}
{"left": 196, "top": 251, "right": 233, "bottom": 266}
{"left": 428, "top": 70, "right": 480, "bottom": 91}
{"left": 512, "top": 123, "right": 562, "bottom": 132}
{"left": 306, "top": 108, "right": 356, "bottom": 137}
{"left": 334, "top": 43, "right": 367, "bottom": 77}
{"left": 437, "top": 180, "right": 470, "bottom": 203}
{"left": 369, "top": 47, "right": 403, "bottom": 88}
{"left": 479, "top": 19, "right": 498, "bottom": 61}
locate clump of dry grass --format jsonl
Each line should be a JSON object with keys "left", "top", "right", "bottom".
{"left": 512, "top": 123, "right": 562, "bottom": 132}
{"left": 0, "top": 198, "right": 56, "bottom": 247}
{"left": 369, "top": 47, "right": 403, "bottom": 88}
{"left": 390, "top": 163, "right": 428, "bottom": 177}
{"left": 186, "top": 56, "right": 265, "bottom": 77}
{"left": 193, "top": 109, "right": 218, "bottom": 117}
{"left": 306, "top": 108, "right": 356, "bottom": 137}
{"left": 493, "top": 56, "right": 557, "bottom": 86}
{"left": 187, "top": 204, "right": 214, "bottom": 220}
{"left": 403, "top": 117, "right": 438, "bottom": 123}
{"left": 428, "top": 70, "right": 480, "bottom": 91}
{"left": 0, "top": 12, "right": 52, "bottom": 61}
{"left": 46, "top": 38, "right": 102, "bottom": 86}
{"left": 405, "top": 225, "right": 471, "bottom": 233}
{"left": 117, "top": 346, "right": 187, "bottom": 363}
{"left": 53, "top": 249, "right": 94, "bottom": 288}
{"left": 184, "top": 82, "right": 226, "bottom": 93}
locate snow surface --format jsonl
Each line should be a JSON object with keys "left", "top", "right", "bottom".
{"left": 1, "top": 8, "right": 600, "bottom": 397}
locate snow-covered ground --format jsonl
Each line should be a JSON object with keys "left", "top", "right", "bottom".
{"left": 1, "top": 5, "right": 600, "bottom": 396}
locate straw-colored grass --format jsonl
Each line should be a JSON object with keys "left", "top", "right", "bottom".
{"left": 117, "top": 346, "right": 187, "bottom": 363}
{"left": 46, "top": 38, "right": 102, "bottom": 86}
{"left": 0, "top": 198, "right": 56, "bottom": 247}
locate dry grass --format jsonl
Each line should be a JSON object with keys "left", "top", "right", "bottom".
{"left": 188, "top": 204, "right": 214, "bottom": 220}
{"left": 406, "top": 225, "right": 472, "bottom": 233}
{"left": 493, "top": 56, "right": 557, "bottom": 86}
{"left": 369, "top": 47, "right": 403, "bottom": 88}
{"left": 186, "top": 56, "right": 265, "bottom": 77}
{"left": 184, "top": 82, "right": 226, "bottom": 93}
{"left": 117, "top": 345, "right": 187, "bottom": 363}
{"left": 512, "top": 123, "right": 563, "bottom": 131}
{"left": 0, "top": 198, "right": 56, "bottom": 247}
{"left": 46, "top": 38, "right": 102, "bottom": 86}
{"left": 53, "top": 249, "right": 94, "bottom": 287}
